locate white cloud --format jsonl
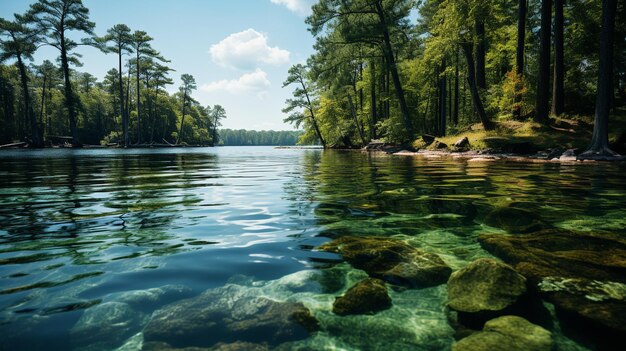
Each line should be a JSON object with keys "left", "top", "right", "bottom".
{"left": 270, "top": 0, "right": 314, "bottom": 16}
{"left": 201, "top": 69, "right": 271, "bottom": 97}
{"left": 209, "top": 29, "right": 290, "bottom": 70}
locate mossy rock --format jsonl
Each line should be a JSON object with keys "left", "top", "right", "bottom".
{"left": 318, "top": 236, "right": 452, "bottom": 288}
{"left": 447, "top": 258, "right": 527, "bottom": 314}
{"left": 479, "top": 230, "right": 626, "bottom": 335}
{"left": 333, "top": 278, "right": 392, "bottom": 316}
{"left": 452, "top": 316, "right": 552, "bottom": 351}
{"left": 483, "top": 206, "right": 546, "bottom": 233}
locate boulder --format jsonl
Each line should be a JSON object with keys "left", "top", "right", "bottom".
{"left": 71, "top": 302, "right": 147, "bottom": 351}
{"left": 483, "top": 206, "right": 546, "bottom": 233}
{"left": 447, "top": 258, "right": 527, "bottom": 314}
{"left": 143, "top": 285, "right": 319, "bottom": 348}
{"left": 479, "top": 230, "right": 626, "bottom": 334}
{"left": 319, "top": 236, "right": 452, "bottom": 287}
{"left": 333, "top": 278, "right": 392, "bottom": 315}
{"left": 422, "top": 134, "right": 436, "bottom": 145}
{"left": 559, "top": 149, "right": 578, "bottom": 161}
{"left": 453, "top": 137, "right": 470, "bottom": 151}
{"left": 452, "top": 316, "right": 552, "bottom": 351}
{"left": 433, "top": 141, "right": 448, "bottom": 149}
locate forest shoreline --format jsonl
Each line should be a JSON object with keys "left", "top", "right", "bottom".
{"left": 389, "top": 149, "right": 626, "bottom": 163}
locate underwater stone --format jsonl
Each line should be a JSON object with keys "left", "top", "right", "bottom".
{"left": 452, "top": 315, "right": 552, "bottom": 351}
{"left": 318, "top": 236, "right": 452, "bottom": 288}
{"left": 71, "top": 301, "right": 147, "bottom": 351}
{"left": 333, "top": 278, "right": 391, "bottom": 316}
{"left": 479, "top": 230, "right": 626, "bottom": 334}
{"left": 113, "top": 284, "right": 192, "bottom": 310}
{"left": 447, "top": 258, "right": 527, "bottom": 313}
{"left": 483, "top": 206, "right": 545, "bottom": 233}
{"left": 143, "top": 284, "right": 319, "bottom": 348}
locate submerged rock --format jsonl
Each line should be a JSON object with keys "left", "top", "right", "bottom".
{"left": 113, "top": 284, "right": 192, "bottom": 310}
{"left": 447, "top": 258, "right": 527, "bottom": 314}
{"left": 71, "top": 302, "right": 147, "bottom": 351}
{"left": 333, "top": 278, "right": 391, "bottom": 316}
{"left": 318, "top": 236, "right": 452, "bottom": 288}
{"left": 479, "top": 230, "right": 626, "bottom": 334}
{"left": 483, "top": 206, "right": 546, "bottom": 233}
{"left": 142, "top": 340, "right": 268, "bottom": 351}
{"left": 478, "top": 230, "right": 626, "bottom": 284}
{"left": 453, "top": 316, "right": 552, "bottom": 351}
{"left": 143, "top": 284, "right": 319, "bottom": 348}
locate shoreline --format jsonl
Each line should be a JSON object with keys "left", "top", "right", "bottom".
{"left": 389, "top": 149, "right": 626, "bottom": 163}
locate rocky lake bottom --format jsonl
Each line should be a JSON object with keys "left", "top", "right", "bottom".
{"left": 0, "top": 147, "right": 625, "bottom": 350}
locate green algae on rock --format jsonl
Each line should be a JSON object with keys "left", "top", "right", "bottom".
{"left": 447, "top": 258, "right": 527, "bottom": 313}
{"left": 479, "top": 230, "right": 626, "bottom": 335}
{"left": 452, "top": 315, "right": 552, "bottom": 351}
{"left": 318, "top": 236, "right": 452, "bottom": 287}
{"left": 478, "top": 230, "right": 626, "bottom": 284}
{"left": 333, "top": 278, "right": 392, "bottom": 315}
{"left": 143, "top": 284, "right": 319, "bottom": 348}
{"left": 483, "top": 206, "right": 546, "bottom": 233}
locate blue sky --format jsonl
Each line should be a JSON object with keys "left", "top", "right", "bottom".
{"left": 0, "top": 0, "right": 317, "bottom": 130}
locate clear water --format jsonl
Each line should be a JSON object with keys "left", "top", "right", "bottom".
{"left": 0, "top": 147, "right": 624, "bottom": 350}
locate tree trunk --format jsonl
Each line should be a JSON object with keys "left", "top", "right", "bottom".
{"left": 475, "top": 19, "right": 487, "bottom": 89}
{"left": 136, "top": 51, "right": 141, "bottom": 144}
{"left": 375, "top": 0, "right": 413, "bottom": 140}
{"left": 117, "top": 50, "right": 127, "bottom": 147}
{"left": 17, "top": 55, "right": 43, "bottom": 148}
{"left": 514, "top": 0, "right": 527, "bottom": 119}
{"left": 439, "top": 61, "right": 447, "bottom": 136}
{"left": 60, "top": 37, "right": 80, "bottom": 146}
{"left": 347, "top": 93, "right": 367, "bottom": 146}
{"left": 40, "top": 75, "right": 46, "bottom": 141}
{"left": 580, "top": 0, "right": 620, "bottom": 158}
{"left": 177, "top": 94, "right": 186, "bottom": 145}
{"left": 369, "top": 60, "right": 377, "bottom": 139}
{"left": 552, "top": 0, "right": 565, "bottom": 116}
{"left": 300, "top": 79, "right": 325, "bottom": 148}
{"left": 454, "top": 50, "right": 459, "bottom": 125}
{"left": 535, "top": 0, "right": 552, "bottom": 123}
{"left": 125, "top": 69, "right": 131, "bottom": 144}
{"left": 462, "top": 42, "right": 495, "bottom": 130}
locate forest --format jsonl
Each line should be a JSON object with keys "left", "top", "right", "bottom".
{"left": 282, "top": 0, "right": 625, "bottom": 159}
{"left": 219, "top": 129, "right": 303, "bottom": 146}
{"left": 0, "top": 0, "right": 230, "bottom": 147}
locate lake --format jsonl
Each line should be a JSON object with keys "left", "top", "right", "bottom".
{"left": 1, "top": 147, "right": 625, "bottom": 350}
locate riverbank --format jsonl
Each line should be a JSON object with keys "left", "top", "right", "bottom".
{"left": 365, "top": 118, "right": 626, "bottom": 162}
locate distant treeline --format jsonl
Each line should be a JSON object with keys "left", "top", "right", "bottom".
{"left": 218, "top": 129, "right": 303, "bottom": 146}
{"left": 0, "top": 0, "right": 225, "bottom": 148}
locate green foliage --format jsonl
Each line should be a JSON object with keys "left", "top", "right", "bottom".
{"left": 219, "top": 129, "right": 303, "bottom": 146}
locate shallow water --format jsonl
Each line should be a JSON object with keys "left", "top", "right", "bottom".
{"left": 0, "top": 147, "right": 624, "bottom": 350}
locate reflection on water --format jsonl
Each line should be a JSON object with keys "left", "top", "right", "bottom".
{"left": 0, "top": 147, "right": 625, "bottom": 350}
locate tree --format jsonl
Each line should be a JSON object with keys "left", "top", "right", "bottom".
{"left": 579, "top": 0, "right": 620, "bottom": 159}
{"left": 34, "top": 59, "right": 59, "bottom": 138}
{"left": 132, "top": 30, "right": 165, "bottom": 144}
{"left": 513, "top": 0, "right": 527, "bottom": 119}
{"left": 211, "top": 104, "right": 226, "bottom": 146}
{"left": 176, "top": 73, "right": 196, "bottom": 145}
{"left": 534, "top": 0, "right": 552, "bottom": 123}
{"left": 96, "top": 24, "right": 133, "bottom": 147}
{"left": 26, "top": 0, "right": 95, "bottom": 146}
{"left": 282, "top": 64, "right": 326, "bottom": 148}
{"left": 307, "top": 0, "right": 415, "bottom": 141}
{"left": 0, "top": 15, "right": 44, "bottom": 147}
{"left": 552, "top": 0, "right": 565, "bottom": 116}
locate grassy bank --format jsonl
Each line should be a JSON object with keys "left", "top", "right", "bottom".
{"left": 414, "top": 110, "right": 626, "bottom": 153}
